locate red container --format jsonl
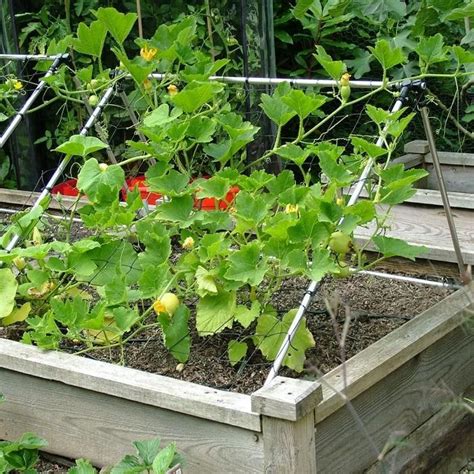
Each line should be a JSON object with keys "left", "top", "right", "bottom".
{"left": 194, "top": 185, "right": 240, "bottom": 211}
{"left": 122, "top": 176, "right": 162, "bottom": 205}
{"left": 51, "top": 179, "right": 80, "bottom": 197}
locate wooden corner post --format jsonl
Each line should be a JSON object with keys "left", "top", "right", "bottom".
{"left": 251, "top": 376, "right": 322, "bottom": 473}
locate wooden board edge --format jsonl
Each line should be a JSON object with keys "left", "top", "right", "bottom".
{"left": 0, "top": 338, "right": 260, "bottom": 432}
{"left": 425, "top": 151, "right": 474, "bottom": 167}
{"left": 315, "top": 284, "right": 474, "bottom": 423}
{"left": 354, "top": 235, "right": 474, "bottom": 265}
{"left": 0, "top": 187, "right": 85, "bottom": 211}
{"left": 406, "top": 189, "right": 474, "bottom": 209}
{"left": 0, "top": 368, "right": 264, "bottom": 473}
{"left": 365, "top": 385, "right": 474, "bottom": 473}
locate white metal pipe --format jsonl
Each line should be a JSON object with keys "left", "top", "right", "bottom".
{"left": 359, "top": 270, "right": 460, "bottom": 289}
{"left": 0, "top": 55, "right": 67, "bottom": 148}
{"left": 0, "top": 53, "right": 68, "bottom": 61}
{"left": 264, "top": 95, "right": 408, "bottom": 386}
{"left": 147, "top": 73, "right": 385, "bottom": 89}
{"left": 3, "top": 85, "right": 115, "bottom": 253}
{"left": 0, "top": 206, "right": 82, "bottom": 223}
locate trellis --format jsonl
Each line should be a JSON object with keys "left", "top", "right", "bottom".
{"left": 0, "top": 53, "right": 470, "bottom": 386}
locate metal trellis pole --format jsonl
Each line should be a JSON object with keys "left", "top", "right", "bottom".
{"left": 264, "top": 84, "right": 412, "bottom": 386}
{"left": 0, "top": 53, "right": 68, "bottom": 61}
{"left": 0, "top": 54, "right": 68, "bottom": 148}
{"left": 419, "top": 106, "right": 471, "bottom": 284}
{"left": 3, "top": 85, "right": 115, "bottom": 253}
{"left": 147, "top": 73, "right": 385, "bottom": 89}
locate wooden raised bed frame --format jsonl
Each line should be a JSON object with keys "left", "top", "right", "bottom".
{"left": 0, "top": 284, "right": 473, "bottom": 473}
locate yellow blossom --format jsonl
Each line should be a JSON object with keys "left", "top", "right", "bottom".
{"left": 143, "top": 78, "right": 152, "bottom": 92}
{"left": 285, "top": 203, "right": 299, "bottom": 213}
{"left": 168, "top": 84, "right": 179, "bottom": 97}
{"left": 167, "top": 84, "right": 179, "bottom": 96}
{"left": 153, "top": 293, "right": 180, "bottom": 316}
{"left": 153, "top": 299, "right": 166, "bottom": 314}
{"left": 182, "top": 236, "right": 195, "bottom": 250}
{"left": 340, "top": 73, "right": 351, "bottom": 87}
{"left": 13, "top": 80, "right": 23, "bottom": 91}
{"left": 140, "top": 45, "right": 157, "bottom": 62}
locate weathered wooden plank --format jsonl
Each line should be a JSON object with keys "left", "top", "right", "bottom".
{"left": 251, "top": 376, "right": 322, "bottom": 421}
{"left": 366, "top": 401, "right": 474, "bottom": 473}
{"left": 0, "top": 188, "right": 86, "bottom": 211}
{"left": 0, "top": 369, "right": 263, "bottom": 473}
{"left": 425, "top": 151, "right": 474, "bottom": 166}
{"left": 391, "top": 153, "right": 425, "bottom": 169}
{"left": 404, "top": 189, "right": 474, "bottom": 209}
{"left": 0, "top": 339, "right": 260, "bottom": 431}
{"left": 349, "top": 188, "right": 474, "bottom": 209}
{"left": 425, "top": 163, "right": 474, "bottom": 194}
{"left": 252, "top": 377, "right": 321, "bottom": 472}
{"left": 354, "top": 203, "right": 474, "bottom": 264}
{"left": 314, "top": 323, "right": 474, "bottom": 473}
{"left": 404, "top": 140, "right": 430, "bottom": 155}
{"left": 261, "top": 414, "right": 317, "bottom": 473}
{"left": 316, "top": 284, "right": 473, "bottom": 423}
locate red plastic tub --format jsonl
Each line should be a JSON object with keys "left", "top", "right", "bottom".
{"left": 194, "top": 185, "right": 240, "bottom": 210}
{"left": 122, "top": 176, "right": 162, "bottom": 205}
{"left": 51, "top": 179, "right": 80, "bottom": 197}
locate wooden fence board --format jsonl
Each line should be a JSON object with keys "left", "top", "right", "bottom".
{"left": 314, "top": 323, "right": 474, "bottom": 473}
{"left": 403, "top": 189, "right": 474, "bottom": 209}
{"left": 425, "top": 151, "right": 474, "bottom": 167}
{"left": 0, "top": 369, "right": 263, "bottom": 473}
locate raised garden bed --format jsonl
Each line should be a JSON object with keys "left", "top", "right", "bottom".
{"left": 392, "top": 140, "right": 474, "bottom": 209}
{"left": 0, "top": 281, "right": 472, "bottom": 473}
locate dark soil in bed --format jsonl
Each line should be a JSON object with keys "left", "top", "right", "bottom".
{"left": 0, "top": 210, "right": 455, "bottom": 395}
{"left": 77, "top": 273, "right": 452, "bottom": 394}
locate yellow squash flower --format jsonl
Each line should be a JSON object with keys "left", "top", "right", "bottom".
{"left": 285, "top": 203, "right": 299, "bottom": 213}
{"left": 339, "top": 73, "right": 351, "bottom": 103}
{"left": 182, "top": 237, "right": 195, "bottom": 250}
{"left": 13, "top": 80, "right": 23, "bottom": 90}
{"left": 340, "top": 73, "right": 351, "bottom": 87}
{"left": 167, "top": 84, "right": 179, "bottom": 96}
{"left": 143, "top": 78, "right": 153, "bottom": 92}
{"left": 140, "top": 45, "right": 157, "bottom": 62}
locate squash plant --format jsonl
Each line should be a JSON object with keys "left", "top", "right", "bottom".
{"left": 0, "top": 8, "right": 472, "bottom": 371}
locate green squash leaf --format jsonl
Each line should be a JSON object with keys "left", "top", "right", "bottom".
{"left": 369, "top": 39, "right": 405, "bottom": 71}
{"left": 373, "top": 235, "right": 428, "bottom": 261}
{"left": 55, "top": 135, "right": 108, "bottom": 158}
{"left": 225, "top": 243, "right": 268, "bottom": 286}
{"left": 159, "top": 306, "right": 190, "bottom": 363}
{"left": 235, "top": 301, "right": 261, "bottom": 329}
{"left": 77, "top": 159, "right": 125, "bottom": 202}
{"left": 0, "top": 268, "right": 17, "bottom": 319}
{"left": 95, "top": 7, "right": 137, "bottom": 45}
{"left": 196, "top": 290, "right": 236, "bottom": 335}
{"left": 254, "top": 309, "right": 315, "bottom": 372}
{"left": 228, "top": 340, "right": 248, "bottom": 366}
{"left": 72, "top": 21, "right": 107, "bottom": 57}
